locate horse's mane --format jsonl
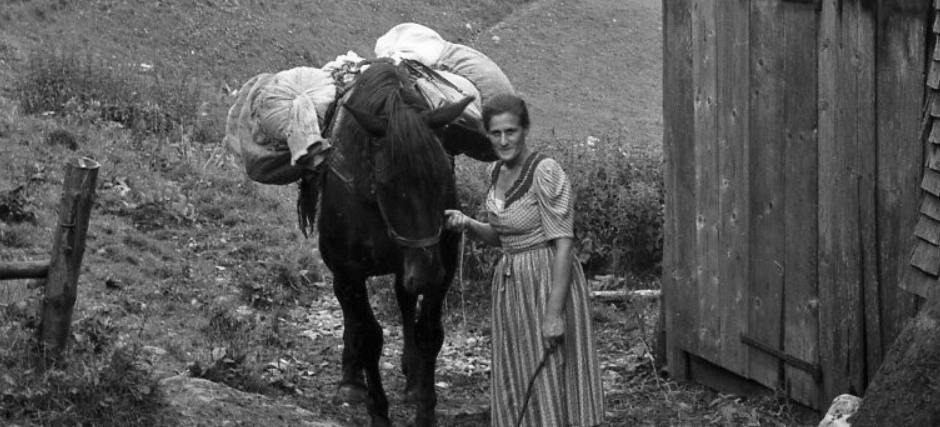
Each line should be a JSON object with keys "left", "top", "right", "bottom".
{"left": 346, "top": 63, "right": 451, "bottom": 194}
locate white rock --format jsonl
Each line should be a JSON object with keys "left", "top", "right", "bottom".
{"left": 817, "top": 394, "right": 862, "bottom": 427}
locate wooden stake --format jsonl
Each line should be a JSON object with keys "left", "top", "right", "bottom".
{"left": 38, "top": 157, "right": 99, "bottom": 363}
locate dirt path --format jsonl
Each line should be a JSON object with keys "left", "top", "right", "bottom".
{"left": 470, "top": 0, "right": 663, "bottom": 146}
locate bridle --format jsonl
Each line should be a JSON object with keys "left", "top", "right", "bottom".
{"left": 369, "top": 137, "right": 448, "bottom": 250}
{"left": 375, "top": 194, "right": 443, "bottom": 249}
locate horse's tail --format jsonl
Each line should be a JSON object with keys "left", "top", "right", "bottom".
{"left": 297, "top": 169, "right": 323, "bottom": 238}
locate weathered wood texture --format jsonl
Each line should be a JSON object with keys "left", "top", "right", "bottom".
{"left": 781, "top": 2, "right": 819, "bottom": 406}
{"left": 902, "top": 0, "right": 940, "bottom": 301}
{"left": 873, "top": 0, "right": 925, "bottom": 381}
{"left": 39, "top": 157, "right": 99, "bottom": 361}
{"left": 662, "top": 0, "right": 695, "bottom": 379}
{"left": 0, "top": 261, "right": 49, "bottom": 280}
{"left": 715, "top": 0, "right": 749, "bottom": 380}
{"left": 662, "top": 0, "right": 927, "bottom": 411}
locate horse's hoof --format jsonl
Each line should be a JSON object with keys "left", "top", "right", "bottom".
{"left": 332, "top": 383, "right": 368, "bottom": 406}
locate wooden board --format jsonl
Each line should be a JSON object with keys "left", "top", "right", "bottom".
{"left": 715, "top": 0, "right": 750, "bottom": 377}
{"left": 692, "top": 0, "right": 721, "bottom": 364}
{"left": 747, "top": 0, "right": 787, "bottom": 390}
{"left": 747, "top": 2, "right": 788, "bottom": 388}
{"left": 662, "top": 0, "right": 696, "bottom": 379}
{"left": 782, "top": 1, "right": 821, "bottom": 408}
{"left": 817, "top": 0, "right": 867, "bottom": 404}
{"left": 853, "top": 0, "right": 882, "bottom": 390}
{"left": 874, "top": 0, "right": 926, "bottom": 379}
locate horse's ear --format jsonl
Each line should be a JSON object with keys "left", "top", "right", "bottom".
{"left": 423, "top": 96, "right": 474, "bottom": 129}
{"left": 344, "top": 104, "right": 388, "bottom": 137}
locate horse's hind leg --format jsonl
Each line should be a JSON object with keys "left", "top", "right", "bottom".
{"left": 333, "top": 272, "right": 390, "bottom": 427}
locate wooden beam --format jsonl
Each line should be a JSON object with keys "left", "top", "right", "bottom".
{"left": 662, "top": 0, "right": 696, "bottom": 381}
{"left": 0, "top": 261, "right": 49, "bottom": 280}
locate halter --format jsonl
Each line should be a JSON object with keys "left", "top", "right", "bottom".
{"left": 376, "top": 199, "right": 442, "bottom": 248}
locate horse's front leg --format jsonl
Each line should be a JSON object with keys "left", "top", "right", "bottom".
{"left": 333, "top": 272, "right": 390, "bottom": 427}
{"left": 395, "top": 274, "right": 420, "bottom": 402}
{"left": 397, "top": 278, "right": 449, "bottom": 427}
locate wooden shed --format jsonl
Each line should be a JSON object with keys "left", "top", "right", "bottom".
{"left": 661, "top": 0, "right": 932, "bottom": 411}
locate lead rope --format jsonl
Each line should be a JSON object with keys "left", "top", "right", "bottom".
{"left": 458, "top": 230, "right": 468, "bottom": 332}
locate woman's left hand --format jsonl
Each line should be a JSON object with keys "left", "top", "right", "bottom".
{"left": 541, "top": 312, "right": 565, "bottom": 350}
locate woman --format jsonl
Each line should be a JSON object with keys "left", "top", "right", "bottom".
{"left": 445, "top": 94, "right": 605, "bottom": 427}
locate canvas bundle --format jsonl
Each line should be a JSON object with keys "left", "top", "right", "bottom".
{"left": 224, "top": 67, "right": 335, "bottom": 185}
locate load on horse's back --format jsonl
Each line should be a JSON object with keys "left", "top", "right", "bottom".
{"left": 222, "top": 23, "right": 513, "bottom": 427}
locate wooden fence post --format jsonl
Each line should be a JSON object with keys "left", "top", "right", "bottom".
{"left": 38, "top": 157, "right": 99, "bottom": 362}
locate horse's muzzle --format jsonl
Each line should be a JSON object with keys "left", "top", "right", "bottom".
{"left": 402, "top": 249, "right": 445, "bottom": 294}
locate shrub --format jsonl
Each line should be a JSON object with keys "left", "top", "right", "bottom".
{"left": 0, "top": 315, "right": 167, "bottom": 427}
{"left": 545, "top": 135, "right": 664, "bottom": 278}
{"left": 452, "top": 135, "right": 664, "bottom": 280}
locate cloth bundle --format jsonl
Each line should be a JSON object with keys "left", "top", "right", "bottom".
{"left": 224, "top": 67, "right": 336, "bottom": 185}
{"left": 223, "top": 23, "right": 513, "bottom": 185}
{"left": 375, "top": 22, "right": 515, "bottom": 126}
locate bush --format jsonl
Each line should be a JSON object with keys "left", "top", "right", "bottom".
{"left": 13, "top": 46, "right": 201, "bottom": 137}
{"left": 0, "top": 314, "right": 167, "bottom": 427}
{"left": 546, "top": 135, "right": 664, "bottom": 278}
{"left": 453, "top": 135, "right": 664, "bottom": 280}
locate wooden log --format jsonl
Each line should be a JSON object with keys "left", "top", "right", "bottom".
{"left": 0, "top": 260, "right": 50, "bottom": 280}
{"left": 38, "top": 157, "right": 99, "bottom": 362}
{"left": 850, "top": 297, "right": 940, "bottom": 427}
{"left": 591, "top": 289, "right": 661, "bottom": 302}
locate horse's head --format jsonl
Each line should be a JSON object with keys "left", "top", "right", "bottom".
{"left": 344, "top": 63, "right": 472, "bottom": 293}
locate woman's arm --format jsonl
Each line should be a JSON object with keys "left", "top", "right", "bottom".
{"left": 444, "top": 209, "right": 501, "bottom": 246}
{"left": 542, "top": 236, "right": 574, "bottom": 348}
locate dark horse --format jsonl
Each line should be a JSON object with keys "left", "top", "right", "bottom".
{"left": 298, "top": 62, "right": 491, "bottom": 427}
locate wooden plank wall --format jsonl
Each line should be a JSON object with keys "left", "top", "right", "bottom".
{"left": 747, "top": 0, "right": 788, "bottom": 390}
{"left": 781, "top": 2, "right": 820, "bottom": 407}
{"left": 874, "top": 0, "right": 925, "bottom": 378}
{"left": 715, "top": 0, "right": 749, "bottom": 378}
{"left": 817, "top": 0, "right": 868, "bottom": 399}
{"left": 693, "top": 0, "right": 721, "bottom": 365}
{"left": 662, "top": 0, "right": 695, "bottom": 379}
{"left": 663, "top": 0, "right": 925, "bottom": 411}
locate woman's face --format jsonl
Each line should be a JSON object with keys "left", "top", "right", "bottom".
{"left": 487, "top": 112, "right": 529, "bottom": 166}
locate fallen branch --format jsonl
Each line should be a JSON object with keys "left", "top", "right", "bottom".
{"left": 591, "top": 289, "right": 661, "bottom": 302}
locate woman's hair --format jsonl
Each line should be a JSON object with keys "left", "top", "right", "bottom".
{"left": 482, "top": 94, "right": 530, "bottom": 131}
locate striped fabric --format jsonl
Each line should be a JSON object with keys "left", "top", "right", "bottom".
{"left": 485, "top": 157, "right": 605, "bottom": 427}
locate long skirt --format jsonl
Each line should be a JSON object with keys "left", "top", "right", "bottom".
{"left": 490, "top": 246, "right": 605, "bottom": 427}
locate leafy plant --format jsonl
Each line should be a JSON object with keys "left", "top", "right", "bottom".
{"left": 543, "top": 134, "right": 664, "bottom": 278}
{"left": 453, "top": 134, "right": 664, "bottom": 279}
{"left": 0, "top": 313, "right": 167, "bottom": 427}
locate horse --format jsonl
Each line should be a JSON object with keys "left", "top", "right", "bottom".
{"left": 297, "top": 61, "right": 493, "bottom": 427}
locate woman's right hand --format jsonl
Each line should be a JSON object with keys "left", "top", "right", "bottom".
{"left": 444, "top": 209, "right": 470, "bottom": 232}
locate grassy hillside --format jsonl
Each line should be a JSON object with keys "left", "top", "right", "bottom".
{"left": 0, "top": 0, "right": 528, "bottom": 85}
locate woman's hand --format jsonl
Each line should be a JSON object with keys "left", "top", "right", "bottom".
{"left": 444, "top": 209, "right": 470, "bottom": 232}
{"left": 541, "top": 311, "right": 565, "bottom": 350}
